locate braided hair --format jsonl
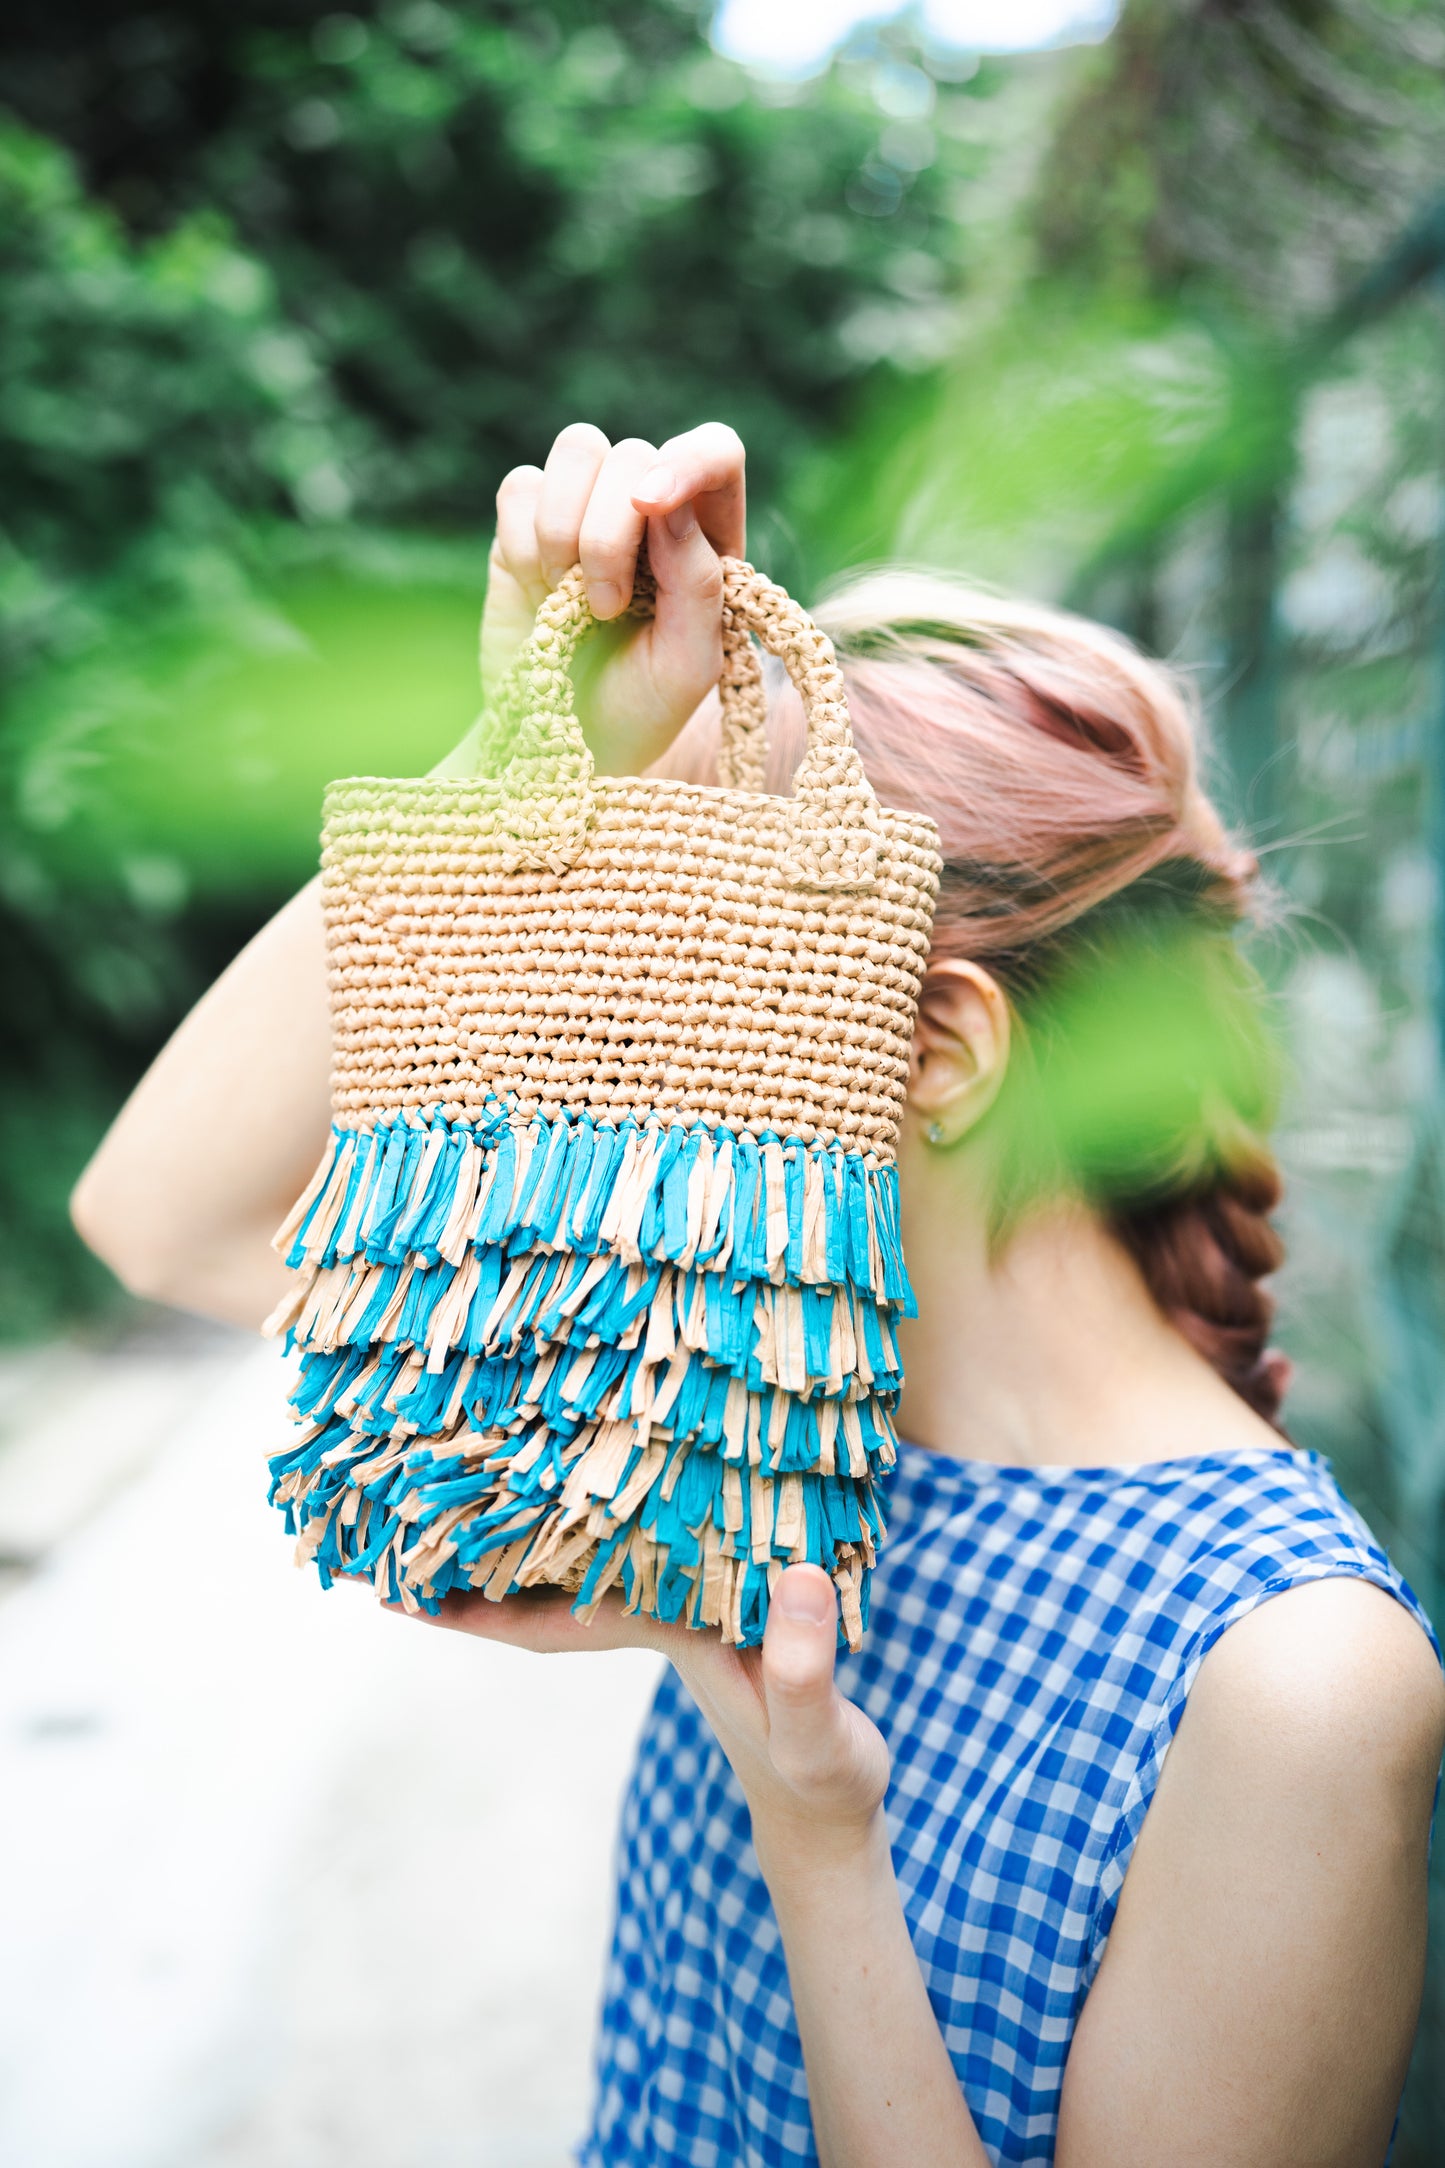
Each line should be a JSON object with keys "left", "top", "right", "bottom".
{"left": 1113, "top": 1150, "right": 1290, "bottom": 1424}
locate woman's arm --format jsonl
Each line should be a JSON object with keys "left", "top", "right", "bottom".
{"left": 1057, "top": 1573, "right": 1445, "bottom": 2168}
{"left": 70, "top": 421, "right": 747, "bottom": 1328}
{"left": 731, "top": 1581, "right": 993, "bottom": 2168}
{"left": 757, "top": 1823, "right": 987, "bottom": 2167}
{"left": 69, "top": 876, "right": 334, "bottom": 1327}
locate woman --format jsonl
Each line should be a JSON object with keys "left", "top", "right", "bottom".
{"left": 74, "top": 421, "right": 1445, "bottom": 2168}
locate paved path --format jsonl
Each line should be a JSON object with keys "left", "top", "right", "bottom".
{"left": 0, "top": 1322, "right": 664, "bottom": 2168}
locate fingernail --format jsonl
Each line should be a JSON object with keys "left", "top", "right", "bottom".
{"left": 774, "top": 1570, "right": 834, "bottom": 1626}
{"left": 636, "top": 463, "right": 675, "bottom": 504}
{"left": 665, "top": 502, "right": 697, "bottom": 542}
{"left": 589, "top": 578, "right": 621, "bottom": 618}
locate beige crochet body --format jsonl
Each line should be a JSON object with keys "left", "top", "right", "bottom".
{"left": 322, "top": 559, "right": 939, "bottom": 1150}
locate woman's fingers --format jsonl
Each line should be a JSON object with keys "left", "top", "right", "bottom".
{"left": 535, "top": 421, "right": 612, "bottom": 588}
{"left": 577, "top": 437, "right": 658, "bottom": 619}
{"left": 495, "top": 419, "right": 741, "bottom": 605}
{"left": 632, "top": 421, "right": 746, "bottom": 558}
{"left": 380, "top": 1582, "right": 688, "bottom": 1660}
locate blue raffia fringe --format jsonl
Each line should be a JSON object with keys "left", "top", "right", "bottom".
{"left": 264, "top": 1098, "right": 916, "bottom": 1648}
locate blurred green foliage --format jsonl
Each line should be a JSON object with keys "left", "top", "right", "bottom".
{"left": 1, "top": 0, "right": 978, "bottom": 528}
{"left": 995, "top": 919, "right": 1282, "bottom": 1221}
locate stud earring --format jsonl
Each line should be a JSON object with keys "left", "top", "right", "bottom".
{"left": 926, "top": 1121, "right": 946, "bottom": 1147}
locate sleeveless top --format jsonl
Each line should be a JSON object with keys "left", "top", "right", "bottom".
{"left": 578, "top": 1439, "right": 1440, "bottom": 2168}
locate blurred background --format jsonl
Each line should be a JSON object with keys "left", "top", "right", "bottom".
{"left": 0, "top": 0, "right": 1442, "bottom": 2161}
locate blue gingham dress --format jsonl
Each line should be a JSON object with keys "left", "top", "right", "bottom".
{"left": 580, "top": 1439, "right": 1439, "bottom": 2167}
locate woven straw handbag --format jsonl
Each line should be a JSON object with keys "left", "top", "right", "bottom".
{"left": 265, "top": 557, "right": 941, "bottom": 1648}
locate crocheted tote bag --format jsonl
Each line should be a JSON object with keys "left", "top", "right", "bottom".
{"left": 264, "top": 557, "right": 941, "bottom": 1648}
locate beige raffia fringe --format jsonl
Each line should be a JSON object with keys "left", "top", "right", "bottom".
{"left": 266, "top": 557, "right": 942, "bottom": 1646}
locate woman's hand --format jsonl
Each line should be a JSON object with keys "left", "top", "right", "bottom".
{"left": 393, "top": 1563, "right": 892, "bottom": 1869}
{"left": 479, "top": 419, "right": 747, "bottom": 775}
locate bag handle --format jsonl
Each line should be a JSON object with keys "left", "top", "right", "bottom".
{"left": 477, "top": 556, "right": 883, "bottom": 891}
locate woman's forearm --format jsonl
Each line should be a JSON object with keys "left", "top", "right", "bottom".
{"left": 70, "top": 876, "right": 334, "bottom": 1330}
{"left": 753, "top": 1810, "right": 990, "bottom": 2168}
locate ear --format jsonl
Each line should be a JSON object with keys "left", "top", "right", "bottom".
{"left": 907, "top": 960, "right": 1011, "bottom": 1144}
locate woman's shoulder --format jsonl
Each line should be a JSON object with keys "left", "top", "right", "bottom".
{"left": 1099, "top": 1455, "right": 1445, "bottom": 1897}
{"left": 1168, "top": 1439, "right": 1441, "bottom": 1658}
{"left": 1065, "top": 1573, "right": 1445, "bottom": 2168}
{"left": 1185, "top": 1571, "right": 1445, "bottom": 1785}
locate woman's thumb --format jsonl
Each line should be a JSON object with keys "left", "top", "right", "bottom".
{"left": 761, "top": 1565, "right": 846, "bottom": 1786}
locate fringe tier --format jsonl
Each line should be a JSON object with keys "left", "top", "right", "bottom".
{"left": 265, "top": 1100, "right": 917, "bottom": 1647}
